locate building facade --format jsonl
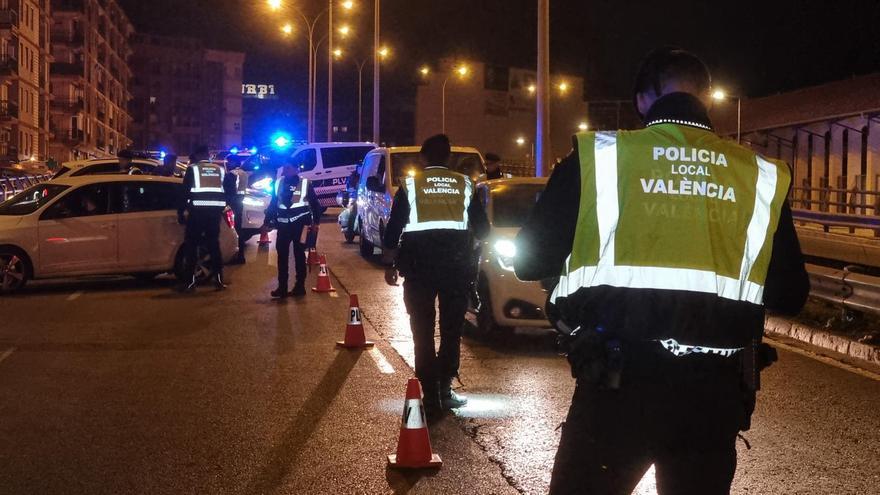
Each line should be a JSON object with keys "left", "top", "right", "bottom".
{"left": 415, "top": 60, "right": 588, "bottom": 172}
{"left": 0, "top": 0, "right": 52, "bottom": 164}
{"left": 711, "top": 73, "right": 880, "bottom": 213}
{"left": 49, "top": 0, "right": 133, "bottom": 162}
{"left": 129, "top": 34, "right": 244, "bottom": 156}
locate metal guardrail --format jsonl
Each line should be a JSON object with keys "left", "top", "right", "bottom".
{"left": 792, "top": 209, "right": 880, "bottom": 232}
{"left": 0, "top": 173, "right": 51, "bottom": 202}
{"left": 808, "top": 263, "right": 880, "bottom": 316}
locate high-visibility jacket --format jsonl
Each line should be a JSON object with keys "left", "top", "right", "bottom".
{"left": 274, "top": 176, "right": 312, "bottom": 224}
{"left": 188, "top": 162, "right": 227, "bottom": 208}
{"left": 551, "top": 126, "right": 791, "bottom": 309}
{"left": 400, "top": 166, "right": 474, "bottom": 233}
{"left": 230, "top": 169, "right": 249, "bottom": 195}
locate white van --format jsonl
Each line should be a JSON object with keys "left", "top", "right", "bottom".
{"left": 355, "top": 146, "right": 485, "bottom": 256}
{"left": 284, "top": 142, "right": 376, "bottom": 208}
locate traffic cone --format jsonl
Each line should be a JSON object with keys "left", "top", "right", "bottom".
{"left": 258, "top": 226, "right": 271, "bottom": 248}
{"left": 387, "top": 378, "right": 443, "bottom": 469}
{"left": 307, "top": 248, "right": 320, "bottom": 266}
{"left": 336, "top": 294, "right": 374, "bottom": 348}
{"left": 312, "top": 255, "right": 336, "bottom": 293}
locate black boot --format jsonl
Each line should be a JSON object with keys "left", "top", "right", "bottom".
{"left": 213, "top": 273, "right": 227, "bottom": 291}
{"left": 440, "top": 378, "right": 467, "bottom": 409}
{"left": 290, "top": 280, "right": 306, "bottom": 297}
{"left": 422, "top": 380, "right": 442, "bottom": 417}
{"left": 176, "top": 275, "right": 198, "bottom": 293}
{"left": 271, "top": 285, "right": 288, "bottom": 298}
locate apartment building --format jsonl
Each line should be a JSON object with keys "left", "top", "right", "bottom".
{"left": 49, "top": 0, "right": 133, "bottom": 161}
{"left": 0, "top": 0, "right": 52, "bottom": 164}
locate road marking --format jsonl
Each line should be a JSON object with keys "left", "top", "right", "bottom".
{"left": 768, "top": 337, "right": 880, "bottom": 382}
{"left": 368, "top": 347, "right": 394, "bottom": 374}
{"left": 0, "top": 347, "right": 16, "bottom": 366}
{"left": 66, "top": 290, "right": 83, "bottom": 301}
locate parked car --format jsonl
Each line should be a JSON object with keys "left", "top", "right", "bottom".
{"left": 472, "top": 177, "right": 550, "bottom": 333}
{"left": 51, "top": 158, "right": 162, "bottom": 179}
{"left": 282, "top": 142, "right": 377, "bottom": 208}
{"left": 355, "top": 146, "right": 485, "bottom": 257}
{"left": 0, "top": 175, "right": 238, "bottom": 294}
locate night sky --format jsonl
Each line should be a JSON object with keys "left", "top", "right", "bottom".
{"left": 119, "top": 0, "right": 880, "bottom": 143}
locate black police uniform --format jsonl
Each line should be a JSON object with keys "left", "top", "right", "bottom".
{"left": 383, "top": 165, "right": 490, "bottom": 406}
{"left": 266, "top": 174, "right": 322, "bottom": 295}
{"left": 179, "top": 162, "right": 227, "bottom": 288}
{"left": 514, "top": 93, "right": 810, "bottom": 494}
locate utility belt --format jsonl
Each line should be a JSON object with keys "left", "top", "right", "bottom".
{"left": 276, "top": 211, "right": 311, "bottom": 224}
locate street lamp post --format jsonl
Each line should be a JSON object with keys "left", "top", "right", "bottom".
{"left": 437, "top": 65, "right": 468, "bottom": 135}
{"left": 372, "top": 0, "right": 380, "bottom": 144}
{"left": 355, "top": 59, "right": 368, "bottom": 141}
{"left": 712, "top": 89, "right": 742, "bottom": 143}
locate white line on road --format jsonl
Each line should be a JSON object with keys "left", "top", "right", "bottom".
{"left": 768, "top": 337, "right": 880, "bottom": 382}
{"left": 66, "top": 290, "right": 83, "bottom": 301}
{"left": 369, "top": 347, "right": 394, "bottom": 374}
{"left": 0, "top": 347, "right": 16, "bottom": 366}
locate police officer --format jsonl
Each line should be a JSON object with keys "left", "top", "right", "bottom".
{"left": 266, "top": 159, "right": 322, "bottom": 298}
{"left": 117, "top": 149, "right": 138, "bottom": 174}
{"left": 177, "top": 146, "right": 228, "bottom": 292}
{"left": 383, "top": 134, "right": 490, "bottom": 413}
{"left": 484, "top": 153, "right": 504, "bottom": 180}
{"left": 514, "top": 48, "right": 810, "bottom": 494}
{"left": 224, "top": 154, "right": 248, "bottom": 265}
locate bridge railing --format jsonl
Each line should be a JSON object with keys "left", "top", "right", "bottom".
{"left": 0, "top": 174, "right": 52, "bottom": 202}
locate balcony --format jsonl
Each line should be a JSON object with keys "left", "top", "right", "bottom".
{"left": 0, "top": 10, "right": 18, "bottom": 30}
{"left": 51, "top": 61, "right": 84, "bottom": 76}
{"left": 53, "top": 0, "right": 86, "bottom": 13}
{"left": 51, "top": 30, "right": 84, "bottom": 45}
{"left": 0, "top": 102, "right": 19, "bottom": 120}
{"left": 0, "top": 55, "right": 18, "bottom": 75}
{"left": 50, "top": 98, "right": 84, "bottom": 112}
{"left": 60, "top": 128, "right": 85, "bottom": 144}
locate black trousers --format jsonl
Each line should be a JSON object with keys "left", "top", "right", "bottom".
{"left": 231, "top": 198, "right": 246, "bottom": 254}
{"left": 549, "top": 350, "right": 745, "bottom": 495}
{"left": 184, "top": 208, "right": 224, "bottom": 279}
{"left": 276, "top": 221, "right": 307, "bottom": 289}
{"left": 402, "top": 273, "right": 469, "bottom": 392}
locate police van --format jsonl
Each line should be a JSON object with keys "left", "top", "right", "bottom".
{"left": 281, "top": 142, "right": 376, "bottom": 208}
{"left": 354, "top": 146, "right": 485, "bottom": 256}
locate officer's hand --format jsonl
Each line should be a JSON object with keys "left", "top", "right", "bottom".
{"left": 177, "top": 212, "right": 186, "bottom": 225}
{"left": 384, "top": 267, "right": 399, "bottom": 286}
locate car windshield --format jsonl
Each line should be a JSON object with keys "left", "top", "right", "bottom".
{"left": 0, "top": 184, "right": 70, "bottom": 216}
{"left": 391, "top": 152, "right": 484, "bottom": 185}
{"left": 490, "top": 183, "right": 545, "bottom": 228}
{"left": 52, "top": 166, "right": 71, "bottom": 179}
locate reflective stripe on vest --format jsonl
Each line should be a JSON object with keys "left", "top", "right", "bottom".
{"left": 403, "top": 167, "right": 472, "bottom": 232}
{"left": 192, "top": 199, "right": 227, "bottom": 207}
{"left": 551, "top": 128, "right": 791, "bottom": 306}
{"left": 190, "top": 163, "right": 224, "bottom": 193}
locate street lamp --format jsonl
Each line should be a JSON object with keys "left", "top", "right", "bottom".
{"left": 712, "top": 89, "right": 742, "bottom": 143}
{"left": 578, "top": 121, "right": 588, "bottom": 131}
{"left": 335, "top": 50, "right": 371, "bottom": 142}
{"left": 424, "top": 63, "right": 469, "bottom": 134}
{"left": 516, "top": 135, "right": 535, "bottom": 167}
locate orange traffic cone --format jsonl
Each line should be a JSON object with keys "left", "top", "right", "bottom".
{"left": 388, "top": 378, "right": 443, "bottom": 469}
{"left": 336, "top": 294, "right": 374, "bottom": 348}
{"left": 312, "top": 255, "right": 336, "bottom": 293}
{"left": 307, "top": 248, "right": 320, "bottom": 266}
{"left": 258, "top": 226, "right": 271, "bottom": 248}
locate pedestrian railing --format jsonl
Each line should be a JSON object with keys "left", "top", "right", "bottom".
{"left": 0, "top": 173, "right": 51, "bottom": 202}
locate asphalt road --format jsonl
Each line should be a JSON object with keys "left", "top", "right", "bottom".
{"left": 0, "top": 217, "right": 879, "bottom": 494}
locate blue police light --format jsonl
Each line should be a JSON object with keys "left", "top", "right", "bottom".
{"left": 229, "top": 146, "right": 240, "bottom": 155}
{"left": 273, "top": 135, "right": 291, "bottom": 149}
{"left": 159, "top": 150, "right": 167, "bottom": 159}
{"left": 249, "top": 146, "right": 258, "bottom": 154}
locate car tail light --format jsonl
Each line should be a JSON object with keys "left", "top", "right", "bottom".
{"left": 225, "top": 209, "right": 235, "bottom": 229}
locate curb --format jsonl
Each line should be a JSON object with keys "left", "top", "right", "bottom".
{"left": 765, "top": 316, "right": 880, "bottom": 367}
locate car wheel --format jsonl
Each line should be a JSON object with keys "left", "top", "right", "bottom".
{"left": 358, "top": 222, "right": 374, "bottom": 257}
{"left": 174, "top": 245, "right": 213, "bottom": 282}
{"left": 0, "top": 249, "right": 29, "bottom": 294}
{"left": 476, "top": 280, "right": 512, "bottom": 338}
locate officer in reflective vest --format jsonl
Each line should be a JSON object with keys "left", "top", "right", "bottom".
{"left": 383, "top": 134, "right": 490, "bottom": 414}
{"left": 223, "top": 154, "right": 249, "bottom": 265}
{"left": 514, "top": 49, "right": 809, "bottom": 494}
{"left": 265, "top": 159, "right": 322, "bottom": 298}
{"left": 177, "top": 146, "right": 228, "bottom": 292}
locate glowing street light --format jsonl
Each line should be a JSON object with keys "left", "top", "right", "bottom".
{"left": 419, "top": 65, "right": 430, "bottom": 76}
{"left": 267, "top": 0, "right": 282, "bottom": 10}
{"left": 338, "top": 24, "right": 351, "bottom": 37}
{"left": 341, "top": 0, "right": 354, "bottom": 9}
{"left": 527, "top": 84, "right": 536, "bottom": 95}
{"left": 333, "top": 48, "right": 343, "bottom": 59}
{"left": 456, "top": 65, "right": 469, "bottom": 77}
{"left": 711, "top": 87, "right": 742, "bottom": 143}
{"left": 378, "top": 46, "right": 390, "bottom": 59}
{"left": 558, "top": 81, "right": 569, "bottom": 94}
{"left": 578, "top": 121, "right": 588, "bottom": 131}
{"left": 516, "top": 136, "right": 526, "bottom": 146}
{"left": 280, "top": 23, "right": 293, "bottom": 35}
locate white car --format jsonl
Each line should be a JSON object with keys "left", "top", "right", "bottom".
{"left": 286, "top": 142, "right": 377, "bottom": 208}
{"left": 51, "top": 158, "right": 163, "bottom": 179}
{"left": 355, "top": 146, "right": 485, "bottom": 257}
{"left": 0, "top": 175, "right": 238, "bottom": 293}
{"left": 473, "top": 177, "right": 550, "bottom": 333}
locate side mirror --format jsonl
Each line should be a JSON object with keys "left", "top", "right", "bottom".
{"left": 366, "top": 176, "right": 385, "bottom": 193}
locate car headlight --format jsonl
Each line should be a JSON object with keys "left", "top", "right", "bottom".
{"left": 251, "top": 177, "right": 273, "bottom": 193}
{"left": 242, "top": 196, "right": 266, "bottom": 207}
{"left": 494, "top": 239, "right": 517, "bottom": 271}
